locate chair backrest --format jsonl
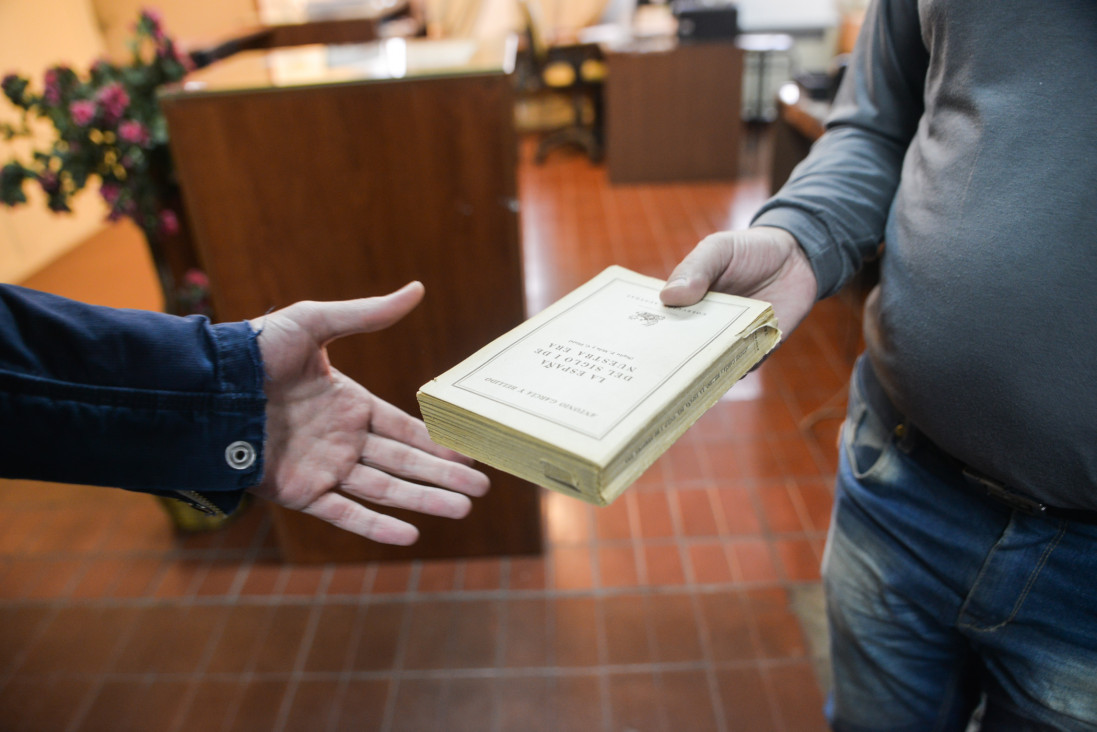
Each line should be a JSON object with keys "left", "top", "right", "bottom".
{"left": 517, "top": 0, "right": 609, "bottom": 56}
{"left": 538, "top": 0, "right": 610, "bottom": 35}
{"left": 516, "top": 0, "right": 550, "bottom": 62}
{"left": 423, "top": 0, "right": 485, "bottom": 38}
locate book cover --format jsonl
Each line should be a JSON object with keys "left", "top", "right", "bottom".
{"left": 418, "top": 266, "right": 779, "bottom": 504}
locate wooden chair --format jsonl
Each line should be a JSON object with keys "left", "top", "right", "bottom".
{"left": 517, "top": 0, "right": 608, "bottom": 162}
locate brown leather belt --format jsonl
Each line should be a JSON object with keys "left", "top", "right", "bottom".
{"left": 856, "top": 357, "right": 1097, "bottom": 526}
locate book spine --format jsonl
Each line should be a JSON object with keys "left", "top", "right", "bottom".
{"left": 602, "top": 325, "right": 780, "bottom": 502}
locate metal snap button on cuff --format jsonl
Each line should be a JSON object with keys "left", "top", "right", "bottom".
{"left": 225, "top": 440, "right": 257, "bottom": 470}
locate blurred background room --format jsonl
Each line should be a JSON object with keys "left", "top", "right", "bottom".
{"left": 0, "top": 0, "right": 867, "bottom": 728}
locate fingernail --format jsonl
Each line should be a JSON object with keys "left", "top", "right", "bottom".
{"left": 664, "top": 277, "right": 688, "bottom": 289}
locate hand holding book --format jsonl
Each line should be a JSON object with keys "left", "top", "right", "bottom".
{"left": 660, "top": 226, "right": 816, "bottom": 340}
{"left": 418, "top": 267, "right": 779, "bottom": 506}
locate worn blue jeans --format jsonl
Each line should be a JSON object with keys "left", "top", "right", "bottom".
{"left": 823, "top": 357, "right": 1097, "bottom": 732}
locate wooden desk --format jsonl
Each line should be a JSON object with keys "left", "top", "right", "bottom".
{"left": 160, "top": 37, "right": 543, "bottom": 562}
{"left": 187, "top": 3, "right": 412, "bottom": 70}
{"left": 604, "top": 39, "right": 743, "bottom": 183}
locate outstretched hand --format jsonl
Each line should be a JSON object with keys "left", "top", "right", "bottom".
{"left": 659, "top": 226, "right": 818, "bottom": 339}
{"left": 246, "top": 283, "right": 490, "bottom": 546}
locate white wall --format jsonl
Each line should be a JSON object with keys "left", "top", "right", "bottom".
{"left": 0, "top": 0, "right": 110, "bottom": 283}
{"left": 735, "top": 0, "right": 843, "bottom": 119}
{"left": 93, "top": 0, "right": 260, "bottom": 58}
{"left": 0, "top": 0, "right": 261, "bottom": 283}
{"left": 736, "top": 0, "right": 838, "bottom": 33}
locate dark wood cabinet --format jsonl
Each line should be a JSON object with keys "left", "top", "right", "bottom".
{"left": 160, "top": 38, "right": 543, "bottom": 562}
{"left": 605, "top": 40, "right": 743, "bottom": 183}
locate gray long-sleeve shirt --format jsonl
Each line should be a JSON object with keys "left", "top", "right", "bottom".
{"left": 753, "top": 0, "right": 1097, "bottom": 509}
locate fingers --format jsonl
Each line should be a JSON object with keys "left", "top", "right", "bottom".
{"left": 297, "top": 282, "right": 426, "bottom": 345}
{"left": 343, "top": 463, "right": 476, "bottom": 519}
{"left": 303, "top": 422, "right": 490, "bottom": 544}
{"left": 660, "top": 234, "right": 733, "bottom": 306}
{"left": 369, "top": 397, "right": 479, "bottom": 466}
{"left": 359, "top": 433, "right": 490, "bottom": 498}
{"left": 301, "top": 462, "right": 483, "bottom": 545}
{"left": 303, "top": 492, "right": 421, "bottom": 545}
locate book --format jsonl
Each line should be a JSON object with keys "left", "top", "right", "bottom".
{"left": 417, "top": 266, "right": 780, "bottom": 506}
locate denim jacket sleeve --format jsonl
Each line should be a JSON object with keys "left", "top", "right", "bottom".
{"left": 0, "top": 284, "right": 266, "bottom": 516}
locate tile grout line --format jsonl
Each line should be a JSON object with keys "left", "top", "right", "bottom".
{"left": 741, "top": 584, "right": 795, "bottom": 732}
{"left": 164, "top": 599, "right": 240, "bottom": 732}
{"left": 0, "top": 603, "right": 61, "bottom": 691}
{"left": 489, "top": 558, "right": 511, "bottom": 732}
{"left": 324, "top": 588, "right": 375, "bottom": 732}
{"left": 218, "top": 566, "right": 292, "bottom": 732}
{"left": 63, "top": 603, "right": 146, "bottom": 732}
{"left": 270, "top": 566, "right": 334, "bottom": 732}
{"left": 377, "top": 561, "right": 420, "bottom": 732}
{"left": 7, "top": 656, "right": 819, "bottom": 685}
{"left": 0, "top": 571, "right": 832, "bottom": 614}
{"left": 687, "top": 585, "right": 731, "bottom": 732}
{"left": 594, "top": 597, "right": 613, "bottom": 732}
{"left": 166, "top": 505, "right": 280, "bottom": 731}
{"left": 639, "top": 592, "right": 673, "bottom": 732}
{"left": 682, "top": 397, "right": 751, "bottom": 732}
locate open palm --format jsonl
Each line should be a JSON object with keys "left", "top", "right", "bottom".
{"left": 247, "top": 283, "right": 489, "bottom": 545}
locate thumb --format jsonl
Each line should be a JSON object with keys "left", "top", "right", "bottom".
{"left": 301, "top": 281, "right": 426, "bottom": 344}
{"left": 659, "top": 270, "right": 711, "bottom": 307}
{"left": 659, "top": 231, "right": 737, "bottom": 307}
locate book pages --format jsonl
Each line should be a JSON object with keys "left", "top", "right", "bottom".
{"left": 418, "top": 266, "right": 779, "bottom": 504}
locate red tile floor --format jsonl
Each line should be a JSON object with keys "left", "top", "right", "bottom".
{"left": 0, "top": 132, "right": 864, "bottom": 731}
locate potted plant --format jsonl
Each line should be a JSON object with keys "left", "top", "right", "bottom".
{"left": 1, "top": 8, "right": 209, "bottom": 317}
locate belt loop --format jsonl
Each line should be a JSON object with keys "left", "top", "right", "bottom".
{"left": 860, "top": 356, "right": 917, "bottom": 454}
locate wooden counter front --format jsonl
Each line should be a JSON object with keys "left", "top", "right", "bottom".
{"left": 160, "top": 38, "right": 542, "bottom": 562}
{"left": 605, "top": 40, "right": 743, "bottom": 183}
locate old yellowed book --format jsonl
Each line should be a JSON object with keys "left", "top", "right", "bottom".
{"left": 417, "top": 266, "right": 780, "bottom": 506}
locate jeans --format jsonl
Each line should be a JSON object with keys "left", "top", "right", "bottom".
{"left": 823, "top": 357, "right": 1097, "bottom": 732}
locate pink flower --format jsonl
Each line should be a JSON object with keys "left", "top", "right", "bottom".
{"left": 164, "top": 43, "right": 195, "bottom": 72}
{"left": 141, "top": 8, "right": 166, "bottom": 40}
{"left": 43, "top": 68, "right": 61, "bottom": 104}
{"left": 38, "top": 170, "right": 59, "bottom": 193}
{"left": 95, "top": 82, "right": 130, "bottom": 125}
{"left": 158, "top": 208, "right": 180, "bottom": 236}
{"left": 69, "top": 99, "right": 97, "bottom": 126}
{"left": 90, "top": 58, "right": 112, "bottom": 77}
{"left": 118, "top": 120, "right": 149, "bottom": 145}
{"left": 100, "top": 182, "right": 121, "bottom": 205}
{"left": 172, "top": 45, "right": 195, "bottom": 72}
{"left": 183, "top": 268, "right": 209, "bottom": 289}
{"left": 1, "top": 73, "right": 26, "bottom": 105}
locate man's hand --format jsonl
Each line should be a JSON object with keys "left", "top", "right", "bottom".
{"left": 246, "top": 282, "right": 490, "bottom": 546}
{"left": 660, "top": 226, "right": 818, "bottom": 338}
